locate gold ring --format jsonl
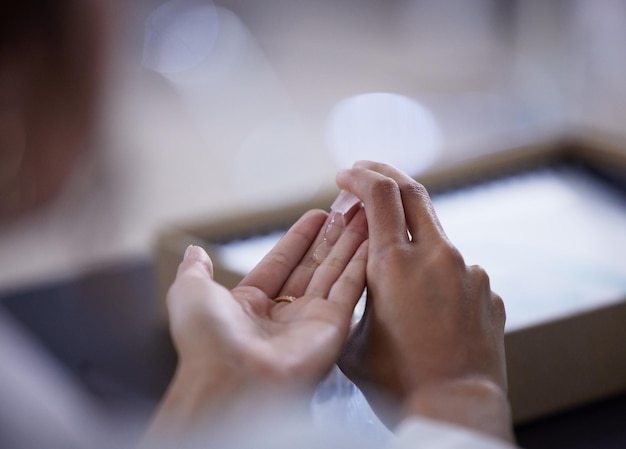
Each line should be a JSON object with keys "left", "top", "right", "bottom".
{"left": 273, "top": 295, "right": 297, "bottom": 303}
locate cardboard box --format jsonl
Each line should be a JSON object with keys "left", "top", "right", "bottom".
{"left": 155, "top": 131, "right": 626, "bottom": 424}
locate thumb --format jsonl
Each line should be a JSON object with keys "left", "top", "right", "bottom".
{"left": 177, "top": 244, "right": 215, "bottom": 279}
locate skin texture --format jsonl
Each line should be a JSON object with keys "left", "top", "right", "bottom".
{"left": 144, "top": 160, "right": 514, "bottom": 446}
{"left": 336, "top": 161, "right": 513, "bottom": 443}
{"left": 2, "top": 3, "right": 513, "bottom": 445}
{"left": 143, "top": 206, "right": 368, "bottom": 444}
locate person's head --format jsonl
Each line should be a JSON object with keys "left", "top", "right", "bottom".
{"left": 0, "top": 0, "right": 106, "bottom": 220}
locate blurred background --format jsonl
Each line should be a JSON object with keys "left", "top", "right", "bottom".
{"left": 1, "top": 1, "right": 626, "bottom": 447}
{"left": 1, "top": 0, "right": 626, "bottom": 291}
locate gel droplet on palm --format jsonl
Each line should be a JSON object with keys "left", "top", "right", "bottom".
{"left": 312, "top": 191, "right": 361, "bottom": 264}
{"left": 313, "top": 212, "right": 344, "bottom": 263}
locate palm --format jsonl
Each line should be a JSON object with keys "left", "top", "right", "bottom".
{"left": 179, "top": 211, "right": 367, "bottom": 385}
{"left": 232, "top": 287, "right": 352, "bottom": 371}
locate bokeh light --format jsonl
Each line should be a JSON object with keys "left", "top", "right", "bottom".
{"left": 325, "top": 93, "right": 442, "bottom": 175}
{"left": 142, "top": 0, "right": 220, "bottom": 74}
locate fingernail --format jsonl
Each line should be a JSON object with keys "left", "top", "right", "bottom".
{"left": 331, "top": 190, "right": 361, "bottom": 215}
{"left": 183, "top": 244, "right": 196, "bottom": 260}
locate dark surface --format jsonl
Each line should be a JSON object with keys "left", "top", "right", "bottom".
{"left": 515, "top": 392, "right": 626, "bottom": 448}
{"left": 0, "top": 259, "right": 177, "bottom": 412}
{"left": 1, "top": 259, "right": 625, "bottom": 448}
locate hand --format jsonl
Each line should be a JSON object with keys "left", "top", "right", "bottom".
{"left": 144, "top": 206, "right": 368, "bottom": 442}
{"left": 336, "top": 161, "right": 513, "bottom": 442}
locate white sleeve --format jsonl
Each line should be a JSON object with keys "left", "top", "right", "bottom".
{"left": 386, "top": 416, "right": 518, "bottom": 449}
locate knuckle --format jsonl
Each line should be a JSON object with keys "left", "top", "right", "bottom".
{"left": 403, "top": 180, "right": 430, "bottom": 200}
{"left": 429, "top": 241, "right": 465, "bottom": 268}
{"left": 368, "top": 176, "right": 399, "bottom": 201}
{"left": 491, "top": 292, "right": 506, "bottom": 325}
{"left": 374, "top": 244, "right": 411, "bottom": 269}
{"left": 448, "top": 245, "right": 466, "bottom": 267}
{"left": 355, "top": 160, "right": 390, "bottom": 171}
{"left": 469, "top": 264, "right": 491, "bottom": 288}
{"left": 323, "top": 255, "right": 346, "bottom": 273}
{"left": 266, "top": 251, "right": 300, "bottom": 270}
{"left": 175, "top": 269, "right": 207, "bottom": 291}
{"left": 336, "top": 271, "right": 364, "bottom": 293}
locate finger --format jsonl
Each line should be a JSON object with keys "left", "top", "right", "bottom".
{"left": 327, "top": 239, "right": 368, "bottom": 309}
{"left": 336, "top": 165, "right": 408, "bottom": 251}
{"left": 177, "top": 245, "right": 214, "bottom": 279}
{"left": 304, "top": 208, "right": 368, "bottom": 298}
{"left": 238, "top": 209, "right": 328, "bottom": 298}
{"left": 168, "top": 245, "right": 215, "bottom": 316}
{"left": 277, "top": 198, "right": 363, "bottom": 298}
{"left": 352, "top": 160, "right": 445, "bottom": 242}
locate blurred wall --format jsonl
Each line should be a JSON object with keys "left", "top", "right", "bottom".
{"left": 1, "top": 0, "right": 625, "bottom": 289}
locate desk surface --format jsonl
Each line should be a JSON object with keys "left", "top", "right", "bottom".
{"left": 1, "top": 259, "right": 625, "bottom": 448}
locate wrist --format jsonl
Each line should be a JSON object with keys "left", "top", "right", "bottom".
{"left": 403, "top": 378, "right": 514, "bottom": 443}
{"left": 144, "top": 359, "right": 313, "bottom": 443}
{"left": 149, "top": 360, "right": 244, "bottom": 434}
